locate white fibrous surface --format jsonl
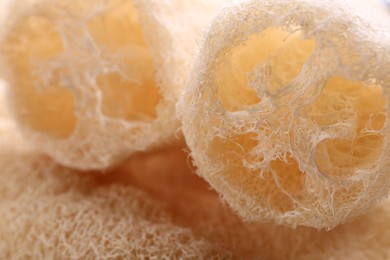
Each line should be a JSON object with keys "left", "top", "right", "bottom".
{"left": 178, "top": 0, "right": 390, "bottom": 229}
{"left": 0, "top": 0, "right": 390, "bottom": 257}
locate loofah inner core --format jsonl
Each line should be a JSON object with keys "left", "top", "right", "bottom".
{"left": 2, "top": 16, "right": 75, "bottom": 139}
{"left": 215, "top": 28, "right": 315, "bottom": 112}
{"left": 1, "top": 0, "right": 160, "bottom": 138}
{"left": 209, "top": 27, "right": 387, "bottom": 214}
{"left": 209, "top": 134, "right": 306, "bottom": 212}
{"left": 89, "top": 1, "right": 160, "bottom": 122}
{"left": 311, "top": 78, "right": 386, "bottom": 178}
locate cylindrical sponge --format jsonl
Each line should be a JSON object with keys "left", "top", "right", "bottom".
{"left": 0, "top": 0, "right": 221, "bottom": 170}
{"left": 178, "top": 0, "right": 390, "bottom": 229}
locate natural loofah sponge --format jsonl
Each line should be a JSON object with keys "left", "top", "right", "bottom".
{"left": 178, "top": 0, "right": 390, "bottom": 229}
{"left": 0, "top": 0, "right": 221, "bottom": 170}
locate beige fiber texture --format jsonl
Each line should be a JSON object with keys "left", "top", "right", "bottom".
{"left": 178, "top": 0, "right": 390, "bottom": 229}
{"left": 1, "top": 0, "right": 390, "bottom": 258}
{"left": 0, "top": 0, "right": 222, "bottom": 170}
{"left": 0, "top": 128, "right": 390, "bottom": 259}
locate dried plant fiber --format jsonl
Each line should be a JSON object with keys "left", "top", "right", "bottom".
{"left": 178, "top": 0, "right": 390, "bottom": 229}
{"left": 0, "top": 0, "right": 222, "bottom": 170}
{"left": 1, "top": 127, "right": 390, "bottom": 259}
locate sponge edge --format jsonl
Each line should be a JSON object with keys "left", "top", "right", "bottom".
{"left": 178, "top": 0, "right": 390, "bottom": 229}
{"left": 0, "top": 0, "right": 222, "bottom": 170}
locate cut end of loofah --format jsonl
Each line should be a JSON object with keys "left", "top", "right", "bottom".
{"left": 0, "top": 0, "right": 222, "bottom": 170}
{"left": 1, "top": 0, "right": 160, "bottom": 139}
{"left": 0, "top": 0, "right": 188, "bottom": 169}
{"left": 179, "top": 0, "right": 390, "bottom": 228}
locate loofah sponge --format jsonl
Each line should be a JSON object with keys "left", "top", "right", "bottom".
{"left": 178, "top": 0, "right": 390, "bottom": 229}
{"left": 0, "top": 0, "right": 222, "bottom": 170}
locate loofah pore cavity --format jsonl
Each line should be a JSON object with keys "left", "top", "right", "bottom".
{"left": 178, "top": 0, "right": 390, "bottom": 229}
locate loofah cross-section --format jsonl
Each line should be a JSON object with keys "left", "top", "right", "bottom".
{"left": 178, "top": 0, "right": 390, "bottom": 229}
{"left": 0, "top": 0, "right": 222, "bottom": 170}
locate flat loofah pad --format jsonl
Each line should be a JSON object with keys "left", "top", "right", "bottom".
{"left": 178, "top": 0, "right": 390, "bottom": 229}
{"left": 0, "top": 0, "right": 222, "bottom": 170}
